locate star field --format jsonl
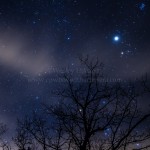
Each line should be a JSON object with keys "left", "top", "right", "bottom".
{"left": 0, "top": 0, "right": 149, "bottom": 142}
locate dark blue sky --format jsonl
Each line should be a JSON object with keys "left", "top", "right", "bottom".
{"left": 0, "top": 0, "right": 149, "bottom": 138}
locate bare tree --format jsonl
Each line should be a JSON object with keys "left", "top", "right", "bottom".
{"left": 16, "top": 113, "right": 66, "bottom": 150}
{"left": 0, "top": 123, "right": 12, "bottom": 150}
{"left": 13, "top": 120, "right": 33, "bottom": 150}
{"left": 15, "top": 57, "right": 150, "bottom": 150}
{"left": 16, "top": 114, "right": 51, "bottom": 150}
{"left": 43, "top": 56, "right": 150, "bottom": 150}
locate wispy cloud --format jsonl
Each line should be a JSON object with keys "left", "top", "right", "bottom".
{"left": 0, "top": 30, "right": 54, "bottom": 76}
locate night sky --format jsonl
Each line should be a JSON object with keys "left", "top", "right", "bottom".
{"left": 0, "top": 0, "right": 150, "bottom": 139}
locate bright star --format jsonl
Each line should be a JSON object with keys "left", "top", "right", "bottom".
{"left": 114, "top": 36, "right": 120, "bottom": 42}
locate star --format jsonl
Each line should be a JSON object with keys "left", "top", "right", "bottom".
{"left": 136, "top": 143, "right": 140, "bottom": 147}
{"left": 67, "top": 37, "right": 71, "bottom": 40}
{"left": 121, "top": 51, "right": 124, "bottom": 55}
{"left": 35, "top": 96, "right": 39, "bottom": 100}
{"left": 113, "top": 36, "right": 120, "bottom": 42}
{"left": 102, "top": 100, "right": 106, "bottom": 104}
{"left": 104, "top": 132, "right": 108, "bottom": 136}
{"left": 32, "top": 21, "right": 36, "bottom": 24}
{"left": 139, "top": 3, "right": 145, "bottom": 11}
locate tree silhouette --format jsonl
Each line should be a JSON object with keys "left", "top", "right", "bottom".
{"left": 17, "top": 57, "right": 150, "bottom": 150}
{"left": 44, "top": 57, "right": 150, "bottom": 150}
{"left": 13, "top": 120, "right": 33, "bottom": 150}
{"left": 16, "top": 113, "right": 66, "bottom": 150}
{"left": 0, "top": 123, "right": 11, "bottom": 150}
